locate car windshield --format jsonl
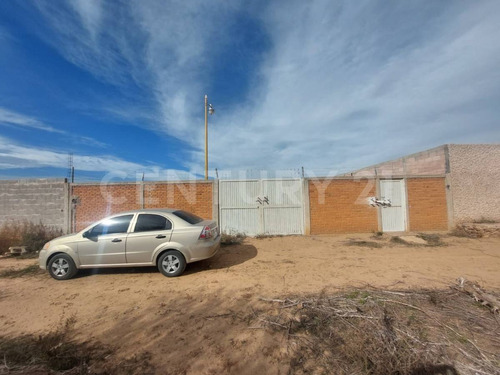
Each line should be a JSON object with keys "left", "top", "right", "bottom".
{"left": 172, "top": 210, "right": 204, "bottom": 224}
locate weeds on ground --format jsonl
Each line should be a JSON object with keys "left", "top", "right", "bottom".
{"left": 391, "top": 234, "right": 446, "bottom": 247}
{"left": 416, "top": 233, "right": 445, "bottom": 246}
{"left": 346, "top": 239, "right": 383, "bottom": 248}
{"left": 450, "top": 225, "right": 483, "bottom": 238}
{"left": 390, "top": 236, "right": 409, "bottom": 245}
{"left": 255, "top": 284, "right": 500, "bottom": 375}
{"left": 221, "top": 232, "right": 246, "bottom": 246}
{"left": 0, "top": 317, "right": 154, "bottom": 374}
{"left": 255, "top": 234, "right": 284, "bottom": 239}
{"left": 0, "top": 264, "right": 43, "bottom": 278}
{"left": 0, "top": 220, "right": 63, "bottom": 255}
{"left": 16, "top": 251, "right": 40, "bottom": 259}
{"left": 0, "top": 317, "right": 108, "bottom": 373}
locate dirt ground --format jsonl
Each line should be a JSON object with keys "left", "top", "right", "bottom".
{"left": 1, "top": 233, "right": 499, "bottom": 374}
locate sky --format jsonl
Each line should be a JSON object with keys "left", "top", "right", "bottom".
{"left": 0, "top": 0, "right": 499, "bottom": 181}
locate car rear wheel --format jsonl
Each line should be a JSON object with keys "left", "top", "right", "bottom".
{"left": 48, "top": 254, "right": 78, "bottom": 280}
{"left": 158, "top": 250, "right": 186, "bottom": 277}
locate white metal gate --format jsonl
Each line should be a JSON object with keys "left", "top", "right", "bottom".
{"left": 219, "top": 179, "right": 304, "bottom": 236}
{"left": 380, "top": 179, "right": 407, "bottom": 232}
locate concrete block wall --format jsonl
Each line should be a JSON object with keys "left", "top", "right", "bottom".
{"left": 347, "top": 145, "right": 447, "bottom": 177}
{"left": 0, "top": 178, "right": 68, "bottom": 230}
{"left": 72, "top": 181, "right": 213, "bottom": 231}
{"left": 447, "top": 144, "right": 500, "bottom": 223}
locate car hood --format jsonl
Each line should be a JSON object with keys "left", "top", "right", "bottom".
{"left": 49, "top": 232, "right": 81, "bottom": 246}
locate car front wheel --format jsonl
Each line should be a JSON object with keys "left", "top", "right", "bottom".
{"left": 158, "top": 250, "right": 186, "bottom": 277}
{"left": 48, "top": 254, "right": 78, "bottom": 280}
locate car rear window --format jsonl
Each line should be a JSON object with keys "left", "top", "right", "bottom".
{"left": 172, "top": 210, "right": 204, "bottom": 224}
{"left": 134, "top": 214, "right": 172, "bottom": 232}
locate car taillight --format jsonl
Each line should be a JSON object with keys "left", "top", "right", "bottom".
{"left": 199, "top": 226, "right": 212, "bottom": 239}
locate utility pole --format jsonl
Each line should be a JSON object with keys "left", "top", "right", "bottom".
{"left": 67, "top": 153, "right": 74, "bottom": 182}
{"left": 204, "top": 94, "right": 215, "bottom": 180}
{"left": 205, "top": 95, "right": 208, "bottom": 180}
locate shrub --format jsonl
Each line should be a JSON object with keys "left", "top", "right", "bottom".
{"left": 0, "top": 220, "right": 63, "bottom": 254}
{"left": 220, "top": 232, "right": 246, "bottom": 246}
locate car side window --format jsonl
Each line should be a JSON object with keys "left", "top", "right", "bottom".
{"left": 90, "top": 215, "right": 134, "bottom": 236}
{"left": 134, "top": 214, "right": 172, "bottom": 232}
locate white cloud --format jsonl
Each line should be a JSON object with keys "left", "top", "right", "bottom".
{"left": 0, "top": 107, "right": 63, "bottom": 133}
{"left": 70, "top": 0, "right": 102, "bottom": 39}
{"left": 31, "top": 0, "right": 500, "bottom": 173}
{"left": 0, "top": 135, "right": 196, "bottom": 180}
{"left": 204, "top": 0, "right": 500, "bottom": 171}
{"left": 0, "top": 107, "right": 107, "bottom": 148}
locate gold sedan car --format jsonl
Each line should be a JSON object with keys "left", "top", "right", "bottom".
{"left": 39, "top": 209, "right": 220, "bottom": 280}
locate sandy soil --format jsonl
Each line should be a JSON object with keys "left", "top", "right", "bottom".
{"left": 1, "top": 233, "right": 499, "bottom": 374}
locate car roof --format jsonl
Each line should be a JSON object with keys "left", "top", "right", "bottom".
{"left": 113, "top": 209, "right": 179, "bottom": 215}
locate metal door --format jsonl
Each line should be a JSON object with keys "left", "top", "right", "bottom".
{"left": 219, "top": 179, "right": 304, "bottom": 236}
{"left": 261, "top": 179, "right": 303, "bottom": 235}
{"left": 380, "top": 179, "right": 407, "bottom": 232}
{"left": 219, "top": 180, "right": 261, "bottom": 235}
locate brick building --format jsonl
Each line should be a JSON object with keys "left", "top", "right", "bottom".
{"left": 1, "top": 144, "right": 498, "bottom": 235}
{"left": 344, "top": 144, "right": 500, "bottom": 226}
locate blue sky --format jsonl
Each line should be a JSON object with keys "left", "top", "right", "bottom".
{"left": 0, "top": 0, "right": 499, "bottom": 181}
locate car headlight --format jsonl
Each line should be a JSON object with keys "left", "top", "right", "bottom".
{"left": 42, "top": 242, "right": 51, "bottom": 250}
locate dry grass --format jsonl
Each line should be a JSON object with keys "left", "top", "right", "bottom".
{"left": 0, "top": 317, "right": 154, "bottom": 374}
{"left": 346, "top": 239, "right": 383, "bottom": 248}
{"left": 0, "top": 220, "right": 63, "bottom": 255}
{"left": 390, "top": 236, "right": 410, "bottom": 245}
{"left": 254, "top": 283, "right": 500, "bottom": 375}
{"left": 417, "top": 233, "right": 446, "bottom": 247}
{"left": 0, "top": 264, "right": 43, "bottom": 278}
{"left": 255, "top": 233, "right": 285, "bottom": 239}
{"left": 390, "top": 234, "right": 446, "bottom": 247}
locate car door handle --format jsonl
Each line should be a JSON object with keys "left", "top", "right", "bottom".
{"left": 156, "top": 235, "right": 166, "bottom": 239}
{"left": 111, "top": 238, "right": 122, "bottom": 243}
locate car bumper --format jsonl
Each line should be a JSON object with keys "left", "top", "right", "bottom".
{"left": 39, "top": 249, "right": 48, "bottom": 270}
{"left": 188, "top": 235, "right": 221, "bottom": 263}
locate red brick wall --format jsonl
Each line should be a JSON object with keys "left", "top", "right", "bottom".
{"left": 73, "top": 182, "right": 213, "bottom": 231}
{"left": 73, "top": 178, "right": 447, "bottom": 234}
{"left": 144, "top": 183, "right": 212, "bottom": 219}
{"left": 407, "top": 178, "right": 448, "bottom": 231}
{"left": 309, "top": 179, "right": 378, "bottom": 234}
